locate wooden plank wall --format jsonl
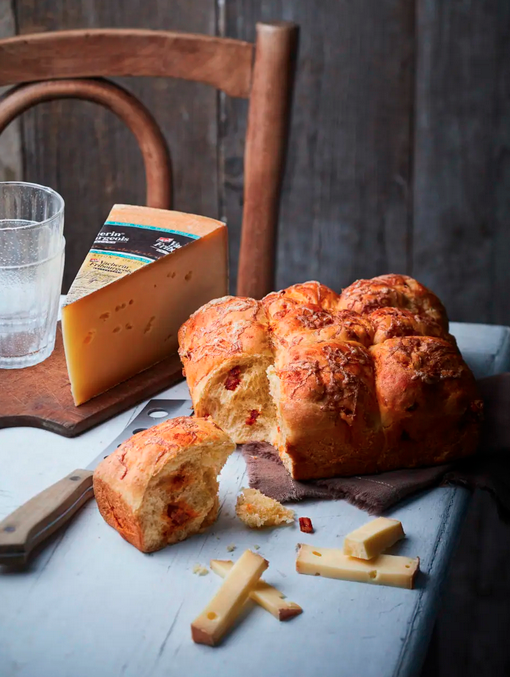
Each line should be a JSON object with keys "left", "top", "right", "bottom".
{"left": 222, "top": 0, "right": 416, "bottom": 295}
{"left": 1, "top": 1, "right": 510, "bottom": 675}
{"left": 413, "top": 0, "right": 510, "bottom": 325}
{"left": 415, "top": 3, "right": 510, "bottom": 675}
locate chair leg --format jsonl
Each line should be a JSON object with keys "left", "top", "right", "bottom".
{"left": 237, "top": 21, "right": 298, "bottom": 299}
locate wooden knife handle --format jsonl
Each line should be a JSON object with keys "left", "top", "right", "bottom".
{"left": 0, "top": 469, "right": 94, "bottom": 566}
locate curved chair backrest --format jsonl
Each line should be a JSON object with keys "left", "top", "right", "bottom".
{"left": 0, "top": 24, "right": 298, "bottom": 298}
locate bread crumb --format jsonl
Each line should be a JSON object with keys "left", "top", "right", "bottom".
{"left": 236, "top": 488, "right": 295, "bottom": 529}
{"left": 192, "top": 564, "right": 209, "bottom": 576}
{"left": 226, "top": 543, "right": 236, "bottom": 552}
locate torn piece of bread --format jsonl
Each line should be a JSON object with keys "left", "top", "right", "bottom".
{"left": 93, "top": 416, "right": 235, "bottom": 553}
{"left": 193, "top": 564, "right": 209, "bottom": 576}
{"left": 236, "top": 488, "right": 294, "bottom": 528}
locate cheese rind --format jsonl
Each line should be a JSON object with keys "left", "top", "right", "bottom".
{"left": 191, "top": 550, "right": 268, "bottom": 646}
{"left": 296, "top": 543, "right": 419, "bottom": 589}
{"left": 210, "top": 559, "right": 302, "bottom": 621}
{"left": 62, "top": 205, "right": 228, "bottom": 405}
{"left": 343, "top": 517, "right": 405, "bottom": 560}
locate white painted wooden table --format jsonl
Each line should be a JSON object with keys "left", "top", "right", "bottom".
{"left": 1, "top": 322, "right": 509, "bottom": 677}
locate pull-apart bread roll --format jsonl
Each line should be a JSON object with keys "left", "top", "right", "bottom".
{"left": 178, "top": 275, "right": 482, "bottom": 480}
{"left": 267, "top": 340, "right": 384, "bottom": 479}
{"left": 263, "top": 280, "right": 341, "bottom": 313}
{"left": 265, "top": 298, "right": 373, "bottom": 350}
{"left": 178, "top": 296, "right": 275, "bottom": 443}
{"left": 368, "top": 307, "right": 455, "bottom": 345}
{"left": 338, "top": 273, "right": 448, "bottom": 330}
{"left": 94, "top": 417, "right": 235, "bottom": 552}
{"left": 371, "top": 336, "right": 482, "bottom": 469}
{"left": 263, "top": 281, "right": 373, "bottom": 349}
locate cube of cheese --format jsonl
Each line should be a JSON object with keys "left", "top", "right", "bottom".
{"left": 343, "top": 517, "right": 405, "bottom": 560}
{"left": 296, "top": 543, "right": 419, "bottom": 589}
{"left": 191, "top": 550, "right": 268, "bottom": 646}
{"left": 62, "top": 205, "right": 228, "bottom": 405}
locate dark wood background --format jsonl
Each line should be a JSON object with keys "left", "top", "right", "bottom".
{"left": 1, "top": 0, "right": 509, "bottom": 675}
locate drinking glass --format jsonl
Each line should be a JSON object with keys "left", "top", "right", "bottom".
{"left": 0, "top": 182, "right": 65, "bottom": 368}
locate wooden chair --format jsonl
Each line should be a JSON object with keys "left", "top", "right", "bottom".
{"left": 0, "top": 24, "right": 298, "bottom": 299}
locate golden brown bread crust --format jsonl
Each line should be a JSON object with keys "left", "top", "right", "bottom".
{"left": 269, "top": 341, "right": 384, "bottom": 479}
{"left": 93, "top": 417, "right": 234, "bottom": 552}
{"left": 267, "top": 300, "right": 373, "bottom": 350}
{"left": 371, "top": 337, "right": 483, "bottom": 469}
{"left": 178, "top": 296, "right": 275, "bottom": 443}
{"left": 263, "top": 280, "right": 341, "bottom": 314}
{"left": 178, "top": 296, "right": 272, "bottom": 396}
{"left": 338, "top": 274, "right": 448, "bottom": 331}
{"left": 368, "top": 307, "right": 454, "bottom": 345}
{"left": 178, "top": 276, "right": 482, "bottom": 479}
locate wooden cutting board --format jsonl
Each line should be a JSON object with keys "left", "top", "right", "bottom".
{"left": 0, "top": 323, "right": 183, "bottom": 437}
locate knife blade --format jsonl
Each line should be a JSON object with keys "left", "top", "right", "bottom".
{"left": 0, "top": 398, "right": 192, "bottom": 566}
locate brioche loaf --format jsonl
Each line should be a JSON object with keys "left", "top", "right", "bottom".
{"left": 93, "top": 417, "right": 235, "bottom": 552}
{"left": 178, "top": 275, "right": 482, "bottom": 480}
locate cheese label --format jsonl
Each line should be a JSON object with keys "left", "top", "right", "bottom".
{"left": 95, "top": 220, "right": 200, "bottom": 260}
{"left": 66, "top": 214, "right": 201, "bottom": 305}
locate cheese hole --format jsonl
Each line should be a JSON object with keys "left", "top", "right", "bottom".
{"left": 83, "top": 331, "right": 96, "bottom": 345}
{"left": 154, "top": 284, "right": 157, "bottom": 288}
{"left": 368, "top": 571, "right": 377, "bottom": 579}
{"left": 164, "top": 333, "right": 173, "bottom": 342}
{"left": 128, "top": 299, "right": 134, "bottom": 305}
{"left": 184, "top": 271, "right": 193, "bottom": 281}
{"left": 144, "top": 316, "right": 156, "bottom": 334}
{"left": 207, "top": 612, "right": 217, "bottom": 621}
{"left": 405, "top": 564, "right": 411, "bottom": 568}
{"left": 125, "top": 323, "right": 133, "bottom": 330}
{"left": 312, "top": 551, "right": 322, "bottom": 557}
{"left": 99, "top": 312, "right": 110, "bottom": 321}
{"left": 115, "top": 303, "right": 126, "bottom": 312}
{"left": 113, "top": 326, "right": 122, "bottom": 333}
{"left": 167, "top": 271, "right": 176, "bottom": 278}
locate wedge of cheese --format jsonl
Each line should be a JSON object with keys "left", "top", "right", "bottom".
{"left": 296, "top": 543, "right": 419, "bottom": 589}
{"left": 343, "top": 517, "right": 405, "bottom": 560}
{"left": 191, "top": 550, "right": 268, "bottom": 646}
{"left": 210, "top": 559, "right": 302, "bottom": 621}
{"left": 62, "top": 205, "right": 228, "bottom": 405}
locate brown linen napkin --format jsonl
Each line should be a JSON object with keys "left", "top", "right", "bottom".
{"left": 240, "top": 373, "right": 510, "bottom": 521}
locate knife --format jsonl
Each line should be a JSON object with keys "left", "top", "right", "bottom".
{"left": 0, "top": 398, "right": 192, "bottom": 566}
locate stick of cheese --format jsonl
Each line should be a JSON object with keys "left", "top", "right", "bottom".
{"left": 296, "top": 543, "right": 419, "bottom": 589}
{"left": 191, "top": 550, "right": 268, "bottom": 646}
{"left": 343, "top": 517, "right": 405, "bottom": 560}
{"left": 210, "top": 560, "right": 302, "bottom": 621}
